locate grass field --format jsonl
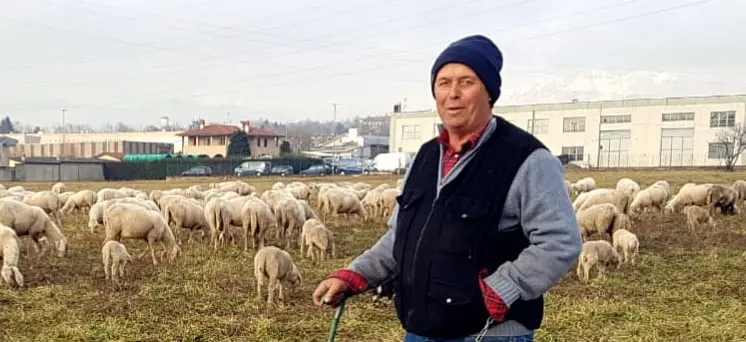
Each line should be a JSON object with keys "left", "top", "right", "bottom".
{"left": 1, "top": 171, "right": 746, "bottom": 342}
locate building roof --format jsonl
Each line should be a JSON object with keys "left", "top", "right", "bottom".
{"left": 9, "top": 156, "right": 105, "bottom": 164}
{"left": 176, "top": 124, "right": 284, "bottom": 137}
{"left": 0, "top": 136, "right": 18, "bottom": 147}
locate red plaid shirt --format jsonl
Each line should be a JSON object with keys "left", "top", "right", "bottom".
{"left": 328, "top": 119, "right": 509, "bottom": 324}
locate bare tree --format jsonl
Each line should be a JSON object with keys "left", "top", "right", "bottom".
{"left": 715, "top": 122, "right": 746, "bottom": 171}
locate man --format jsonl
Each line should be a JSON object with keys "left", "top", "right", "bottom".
{"left": 312, "top": 34, "right": 583, "bottom": 342}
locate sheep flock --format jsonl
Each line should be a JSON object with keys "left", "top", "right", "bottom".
{"left": 1, "top": 172, "right": 745, "bottom": 340}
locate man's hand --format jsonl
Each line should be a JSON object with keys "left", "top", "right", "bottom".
{"left": 312, "top": 278, "right": 349, "bottom": 308}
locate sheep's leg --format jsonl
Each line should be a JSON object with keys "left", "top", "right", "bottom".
{"left": 278, "top": 282, "right": 285, "bottom": 303}
{"left": 597, "top": 264, "right": 606, "bottom": 279}
{"left": 147, "top": 240, "right": 159, "bottom": 265}
{"left": 104, "top": 258, "right": 111, "bottom": 280}
{"left": 331, "top": 241, "right": 336, "bottom": 259}
{"left": 111, "top": 263, "right": 119, "bottom": 284}
{"left": 299, "top": 235, "right": 305, "bottom": 256}
{"left": 119, "top": 262, "right": 125, "bottom": 279}
{"left": 243, "top": 222, "right": 250, "bottom": 252}
{"left": 583, "top": 263, "right": 591, "bottom": 282}
{"left": 267, "top": 278, "right": 277, "bottom": 304}
{"left": 256, "top": 276, "right": 264, "bottom": 301}
{"left": 137, "top": 244, "right": 150, "bottom": 260}
{"left": 576, "top": 262, "right": 583, "bottom": 279}
{"left": 631, "top": 246, "right": 638, "bottom": 265}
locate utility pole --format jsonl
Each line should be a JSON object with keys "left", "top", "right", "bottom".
{"left": 61, "top": 108, "right": 66, "bottom": 157}
{"left": 332, "top": 103, "right": 338, "bottom": 162}
{"left": 530, "top": 109, "right": 536, "bottom": 135}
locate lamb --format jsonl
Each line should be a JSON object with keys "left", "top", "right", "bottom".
{"left": 0, "top": 225, "right": 23, "bottom": 287}
{"left": 616, "top": 178, "right": 640, "bottom": 197}
{"left": 629, "top": 185, "right": 668, "bottom": 218}
{"left": 707, "top": 184, "right": 739, "bottom": 215}
{"left": 576, "top": 203, "right": 631, "bottom": 241}
{"left": 164, "top": 199, "right": 210, "bottom": 244}
{"left": 60, "top": 190, "right": 98, "bottom": 215}
{"left": 682, "top": 205, "right": 716, "bottom": 231}
{"left": 665, "top": 184, "right": 713, "bottom": 213}
{"left": 103, "top": 203, "right": 181, "bottom": 265}
{"left": 0, "top": 199, "right": 68, "bottom": 258}
{"left": 612, "top": 229, "right": 639, "bottom": 265}
{"left": 253, "top": 246, "right": 302, "bottom": 304}
{"left": 241, "top": 198, "right": 275, "bottom": 251}
{"left": 572, "top": 177, "right": 596, "bottom": 195}
{"left": 303, "top": 221, "right": 336, "bottom": 263}
{"left": 51, "top": 182, "right": 66, "bottom": 194}
{"left": 101, "top": 240, "right": 132, "bottom": 284}
{"left": 576, "top": 188, "right": 633, "bottom": 215}
{"left": 576, "top": 240, "right": 621, "bottom": 282}
{"left": 204, "top": 197, "right": 233, "bottom": 250}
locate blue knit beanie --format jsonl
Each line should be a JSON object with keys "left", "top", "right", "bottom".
{"left": 430, "top": 35, "right": 503, "bottom": 107}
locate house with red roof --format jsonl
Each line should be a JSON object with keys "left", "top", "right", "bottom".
{"left": 176, "top": 120, "right": 284, "bottom": 158}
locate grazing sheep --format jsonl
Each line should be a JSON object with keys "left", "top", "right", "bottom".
{"left": 612, "top": 229, "right": 639, "bottom": 265}
{"left": 629, "top": 185, "right": 668, "bottom": 217}
{"left": 707, "top": 185, "right": 739, "bottom": 215}
{"left": 273, "top": 198, "right": 305, "bottom": 249}
{"left": 241, "top": 198, "right": 275, "bottom": 251}
{"left": 298, "top": 200, "right": 319, "bottom": 221}
{"left": 51, "top": 182, "right": 66, "bottom": 194}
{"left": 321, "top": 188, "right": 367, "bottom": 221}
{"left": 164, "top": 199, "right": 209, "bottom": 244}
{"left": 0, "top": 225, "right": 23, "bottom": 287}
{"left": 682, "top": 205, "right": 716, "bottom": 231}
{"left": 304, "top": 222, "right": 336, "bottom": 263}
{"left": 577, "top": 188, "right": 633, "bottom": 215}
{"left": 564, "top": 180, "right": 573, "bottom": 197}
{"left": 732, "top": 180, "right": 746, "bottom": 207}
{"left": 572, "top": 177, "right": 596, "bottom": 195}
{"left": 101, "top": 240, "right": 132, "bottom": 284}
{"left": 60, "top": 190, "right": 98, "bottom": 215}
{"left": 652, "top": 180, "right": 672, "bottom": 200}
{"left": 378, "top": 188, "right": 401, "bottom": 219}
{"left": 253, "top": 246, "right": 302, "bottom": 304}
{"left": 23, "top": 191, "right": 64, "bottom": 228}
{"left": 103, "top": 203, "right": 180, "bottom": 265}
{"left": 576, "top": 203, "right": 631, "bottom": 241}
{"left": 576, "top": 240, "right": 621, "bottom": 282}
{"left": 0, "top": 199, "right": 68, "bottom": 259}
{"left": 204, "top": 197, "right": 233, "bottom": 250}
{"left": 97, "top": 188, "right": 129, "bottom": 202}
{"left": 616, "top": 178, "right": 640, "bottom": 197}
{"left": 665, "top": 184, "right": 712, "bottom": 213}
{"left": 88, "top": 198, "right": 159, "bottom": 233}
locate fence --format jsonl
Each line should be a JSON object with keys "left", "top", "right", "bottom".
{"left": 103, "top": 156, "right": 326, "bottom": 180}
{"left": 564, "top": 151, "right": 746, "bottom": 170}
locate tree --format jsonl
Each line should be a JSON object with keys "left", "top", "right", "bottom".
{"left": 280, "top": 140, "right": 292, "bottom": 155}
{"left": 227, "top": 131, "right": 251, "bottom": 157}
{"left": 0, "top": 116, "right": 15, "bottom": 133}
{"left": 714, "top": 122, "right": 746, "bottom": 171}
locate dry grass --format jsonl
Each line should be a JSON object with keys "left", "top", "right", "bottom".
{"left": 1, "top": 171, "right": 745, "bottom": 342}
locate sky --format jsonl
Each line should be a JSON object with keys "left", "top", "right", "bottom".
{"left": 0, "top": 0, "right": 744, "bottom": 129}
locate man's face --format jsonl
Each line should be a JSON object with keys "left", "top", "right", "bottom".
{"left": 433, "top": 63, "right": 491, "bottom": 132}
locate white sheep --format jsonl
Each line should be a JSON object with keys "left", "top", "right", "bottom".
{"left": 204, "top": 197, "right": 233, "bottom": 250}
{"left": 576, "top": 203, "right": 631, "bottom": 241}
{"left": 576, "top": 188, "right": 633, "bottom": 215}
{"left": 682, "top": 205, "right": 716, "bottom": 231}
{"left": 732, "top": 180, "right": 746, "bottom": 207}
{"left": 101, "top": 240, "right": 132, "bottom": 284}
{"left": 612, "top": 228, "right": 639, "bottom": 265}
{"left": 51, "top": 182, "right": 66, "bottom": 194}
{"left": 253, "top": 246, "right": 302, "bottom": 304}
{"left": 23, "top": 191, "right": 64, "bottom": 227}
{"left": 629, "top": 185, "right": 668, "bottom": 217}
{"left": 241, "top": 198, "right": 275, "bottom": 251}
{"left": 378, "top": 188, "right": 401, "bottom": 219}
{"left": 164, "top": 199, "right": 209, "bottom": 244}
{"left": 97, "top": 188, "right": 129, "bottom": 202}
{"left": 616, "top": 178, "right": 640, "bottom": 197}
{"left": 576, "top": 240, "right": 621, "bottom": 282}
{"left": 304, "top": 221, "right": 336, "bottom": 263}
{"left": 320, "top": 188, "right": 367, "bottom": 221}
{"left": 88, "top": 198, "right": 159, "bottom": 233}
{"left": 665, "top": 184, "right": 713, "bottom": 213}
{"left": 0, "top": 199, "right": 68, "bottom": 259}
{"left": 572, "top": 177, "right": 596, "bottom": 196}
{"left": 103, "top": 203, "right": 181, "bottom": 265}
{"left": 60, "top": 189, "right": 98, "bottom": 215}
{"left": 564, "top": 180, "right": 573, "bottom": 197}
{"left": 0, "top": 225, "right": 23, "bottom": 287}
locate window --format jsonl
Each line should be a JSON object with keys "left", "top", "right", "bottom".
{"left": 710, "top": 111, "right": 735, "bottom": 127}
{"left": 401, "top": 125, "right": 421, "bottom": 140}
{"left": 561, "top": 146, "right": 584, "bottom": 161}
{"left": 600, "top": 115, "right": 631, "bottom": 124}
{"left": 263, "top": 138, "right": 268, "bottom": 147}
{"left": 526, "top": 119, "right": 549, "bottom": 134}
{"left": 662, "top": 112, "right": 695, "bottom": 122}
{"left": 198, "top": 136, "right": 211, "bottom": 146}
{"left": 188, "top": 137, "right": 197, "bottom": 146}
{"left": 215, "top": 136, "right": 226, "bottom": 145}
{"left": 708, "top": 142, "right": 730, "bottom": 159}
{"left": 563, "top": 117, "right": 585, "bottom": 132}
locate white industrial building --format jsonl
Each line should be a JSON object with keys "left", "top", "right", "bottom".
{"left": 389, "top": 94, "right": 746, "bottom": 168}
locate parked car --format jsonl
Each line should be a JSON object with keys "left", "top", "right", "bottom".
{"left": 234, "top": 161, "right": 270, "bottom": 177}
{"left": 181, "top": 165, "right": 212, "bottom": 177}
{"left": 269, "top": 164, "right": 294, "bottom": 176}
{"left": 300, "top": 164, "right": 332, "bottom": 176}
{"left": 336, "top": 158, "right": 373, "bottom": 175}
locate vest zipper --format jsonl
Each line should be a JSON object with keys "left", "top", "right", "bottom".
{"left": 409, "top": 194, "right": 438, "bottom": 324}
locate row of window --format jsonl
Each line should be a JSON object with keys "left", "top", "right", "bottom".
{"left": 527, "top": 110, "right": 738, "bottom": 134}
{"left": 187, "top": 136, "right": 278, "bottom": 147}
{"left": 562, "top": 142, "right": 734, "bottom": 162}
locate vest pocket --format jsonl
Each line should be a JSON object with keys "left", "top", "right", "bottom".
{"left": 433, "top": 197, "right": 493, "bottom": 255}
{"left": 394, "top": 190, "right": 425, "bottom": 263}
{"left": 427, "top": 279, "right": 475, "bottom": 305}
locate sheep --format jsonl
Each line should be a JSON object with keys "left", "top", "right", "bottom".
{"left": 60, "top": 190, "right": 98, "bottom": 215}
{"left": 97, "top": 188, "right": 129, "bottom": 202}
{"left": 564, "top": 180, "right": 573, "bottom": 197}
{"left": 101, "top": 240, "right": 132, "bottom": 284}
{"left": 321, "top": 187, "right": 367, "bottom": 221}
{"left": 272, "top": 198, "right": 305, "bottom": 249}
{"left": 103, "top": 203, "right": 180, "bottom": 265}
{"left": 0, "top": 225, "right": 23, "bottom": 287}
{"left": 576, "top": 203, "right": 631, "bottom": 241}
{"left": 612, "top": 228, "right": 639, "bottom": 265}
{"left": 23, "top": 191, "right": 64, "bottom": 227}
{"left": 8, "top": 186, "right": 25, "bottom": 193}
{"left": 253, "top": 246, "right": 302, "bottom": 304}
{"left": 652, "top": 180, "right": 672, "bottom": 200}
{"left": 164, "top": 199, "right": 210, "bottom": 244}
{"left": 616, "top": 178, "right": 640, "bottom": 197}
{"left": 204, "top": 197, "right": 233, "bottom": 250}
{"left": 303, "top": 221, "right": 336, "bottom": 263}
{"left": 682, "top": 205, "right": 716, "bottom": 231}
{"left": 378, "top": 188, "right": 401, "bottom": 219}
{"left": 51, "top": 182, "right": 66, "bottom": 194}
{"left": 241, "top": 198, "right": 275, "bottom": 251}
{"left": 629, "top": 185, "right": 668, "bottom": 218}
{"left": 298, "top": 200, "right": 319, "bottom": 221}
{"left": 576, "top": 188, "right": 632, "bottom": 215}
{"left": 707, "top": 185, "right": 739, "bottom": 215}
{"left": 0, "top": 199, "right": 68, "bottom": 258}
{"left": 732, "top": 180, "right": 746, "bottom": 207}
{"left": 57, "top": 191, "right": 75, "bottom": 205}
{"left": 88, "top": 198, "right": 159, "bottom": 233}
{"left": 576, "top": 240, "right": 621, "bottom": 282}
{"left": 665, "top": 184, "right": 713, "bottom": 214}
{"left": 572, "top": 177, "right": 596, "bottom": 195}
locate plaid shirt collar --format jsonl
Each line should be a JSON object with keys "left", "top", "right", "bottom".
{"left": 437, "top": 119, "right": 491, "bottom": 154}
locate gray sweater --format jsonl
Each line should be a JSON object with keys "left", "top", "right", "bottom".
{"left": 346, "top": 117, "right": 583, "bottom": 337}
